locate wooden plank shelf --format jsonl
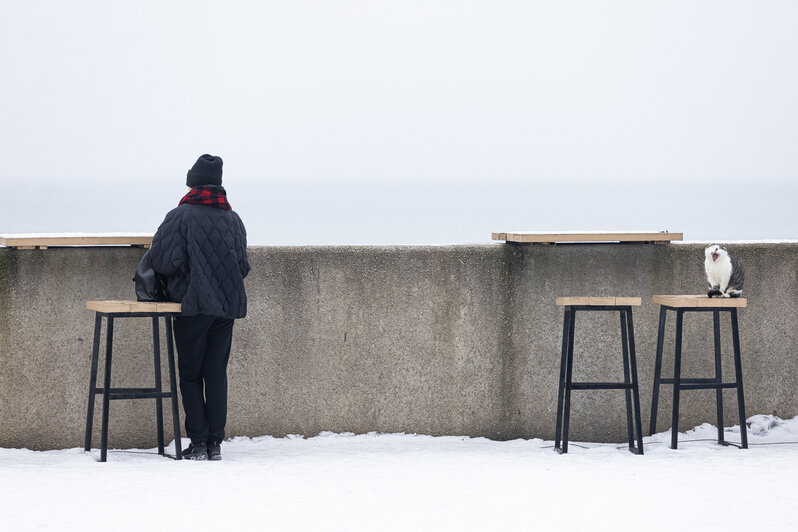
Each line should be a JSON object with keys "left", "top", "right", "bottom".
{"left": 492, "top": 231, "right": 683, "bottom": 245}
{"left": 0, "top": 233, "right": 153, "bottom": 250}
{"left": 652, "top": 295, "right": 747, "bottom": 308}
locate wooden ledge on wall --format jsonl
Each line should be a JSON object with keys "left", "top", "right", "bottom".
{"left": 491, "top": 231, "right": 683, "bottom": 245}
{"left": 0, "top": 233, "right": 154, "bottom": 250}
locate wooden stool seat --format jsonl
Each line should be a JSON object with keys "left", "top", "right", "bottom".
{"left": 86, "top": 300, "right": 183, "bottom": 314}
{"left": 84, "top": 300, "right": 183, "bottom": 462}
{"left": 554, "top": 297, "right": 644, "bottom": 454}
{"left": 652, "top": 295, "right": 747, "bottom": 308}
{"left": 649, "top": 295, "right": 749, "bottom": 449}
{"left": 556, "top": 297, "right": 642, "bottom": 307}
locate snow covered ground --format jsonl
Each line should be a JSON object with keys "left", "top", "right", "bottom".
{"left": 3, "top": 415, "right": 798, "bottom": 531}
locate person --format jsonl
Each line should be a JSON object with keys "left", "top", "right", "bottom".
{"left": 140, "top": 154, "right": 250, "bottom": 460}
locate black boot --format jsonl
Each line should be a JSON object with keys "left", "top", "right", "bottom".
{"left": 182, "top": 442, "right": 208, "bottom": 461}
{"left": 207, "top": 440, "right": 222, "bottom": 461}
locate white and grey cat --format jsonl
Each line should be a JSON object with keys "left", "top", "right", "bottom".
{"left": 704, "top": 244, "right": 744, "bottom": 298}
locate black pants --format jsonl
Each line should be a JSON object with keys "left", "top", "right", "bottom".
{"left": 173, "top": 314, "right": 235, "bottom": 445}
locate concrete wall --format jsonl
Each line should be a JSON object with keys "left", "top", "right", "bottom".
{"left": 1, "top": 243, "right": 796, "bottom": 450}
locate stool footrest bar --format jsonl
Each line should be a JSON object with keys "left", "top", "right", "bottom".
{"left": 102, "top": 390, "right": 174, "bottom": 400}
{"left": 109, "top": 392, "right": 174, "bottom": 400}
{"left": 94, "top": 387, "right": 175, "bottom": 399}
{"left": 95, "top": 387, "right": 159, "bottom": 394}
{"left": 569, "top": 382, "right": 634, "bottom": 390}
{"left": 676, "top": 383, "right": 739, "bottom": 391}
{"left": 660, "top": 378, "right": 720, "bottom": 384}
{"left": 659, "top": 379, "right": 739, "bottom": 390}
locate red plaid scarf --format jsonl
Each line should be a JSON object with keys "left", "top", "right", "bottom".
{"left": 179, "top": 185, "right": 231, "bottom": 210}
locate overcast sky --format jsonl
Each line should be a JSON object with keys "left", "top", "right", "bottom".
{"left": 2, "top": 1, "right": 796, "bottom": 185}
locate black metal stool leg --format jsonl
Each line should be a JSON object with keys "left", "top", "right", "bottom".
{"left": 713, "top": 311, "right": 725, "bottom": 444}
{"left": 620, "top": 309, "right": 635, "bottom": 451}
{"left": 165, "top": 316, "right": 183, "bottom": 460}
{"left": 626, "top": 309, "right": 644, "bottom": 455}
{"left": 100, "top": 316, "right": 114, "bottom": 462}
{"left": 554, "top": 308, "right": 570, "bottom": 452}
{"left": 561, "top": 308, "right": 576, "bottom": 454}
{"left": 152, "top": 317, "right": 165, "bottom": 455}
{"left": 670, "top": 310, "right": 684, "bottom": 449}
{"left": 84, "top": 313, "right": 103, "bottom": 452}
{"left": 649, "top": 307, "right": 667, "bottom": 436}
{"left": 731, "top": 309, "right": 748, "bottom": 449}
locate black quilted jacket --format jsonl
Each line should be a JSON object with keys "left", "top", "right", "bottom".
{"left": 144, "top": 203, "right": 250, "bottom": 319}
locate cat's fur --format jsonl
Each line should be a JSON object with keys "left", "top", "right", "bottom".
{"left": 704, "top": 244, "right": 744, "bottom": 298}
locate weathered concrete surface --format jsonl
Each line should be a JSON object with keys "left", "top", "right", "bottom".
{"left": 0, "top": 244, "right": 796, "bottom": 450}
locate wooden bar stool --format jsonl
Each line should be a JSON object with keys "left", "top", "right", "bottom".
{"left": 649, "top": 295, "right": 748, "bottom": 449}
{"left": 84, "top": 300, "right": 183, "bottom": 462}
{"left": 554, "top": 297, "right": 644, "bottom": 454}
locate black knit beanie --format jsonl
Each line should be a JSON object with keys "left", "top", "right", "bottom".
{"left": 186, "top": 154, "right": 223, "bottom": 187}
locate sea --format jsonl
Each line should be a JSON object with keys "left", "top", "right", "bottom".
{"left": 2, "top": 177, "right": 796, "bottom": 245}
